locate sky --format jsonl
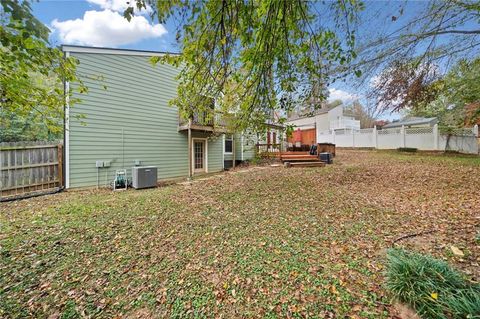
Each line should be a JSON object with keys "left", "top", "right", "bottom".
{"left": 32, "top": 0, "right": 177, "bottom": 51}
{"left": 32, "top": 0, "right": 366, "bottom": 107}
{"left": 29, "top": 0, "right": 477, "bottom": 121}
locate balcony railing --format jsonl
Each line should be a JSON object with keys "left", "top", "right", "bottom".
{"left": 330, "top": 118, "right": 361, "bottom": 130}
{"left": 255, "top": 143, "right": 282, "bottom": 154}
{"left": 178, "top": 110, "right": 229, "bottom": 131}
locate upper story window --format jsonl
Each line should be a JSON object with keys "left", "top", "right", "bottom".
{"left": 224, "top": 135, "right": 233, "bottom": 153}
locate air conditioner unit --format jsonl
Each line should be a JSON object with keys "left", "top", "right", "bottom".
{"left": 132, "top": 166, "right": 157, "bottom": 189}
{"left": 319, "top": 152, "right": 333, "bottom": 164}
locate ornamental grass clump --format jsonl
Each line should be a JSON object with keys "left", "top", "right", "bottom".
{"left": 386, "top": 248, "right": 480, "bottom": 319}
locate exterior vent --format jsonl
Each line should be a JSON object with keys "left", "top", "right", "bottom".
{"left": 132, "top": 166, "right": 157, "bottom": 189}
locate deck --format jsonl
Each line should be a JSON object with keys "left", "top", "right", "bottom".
{"left": 178, "top": 111, "right": 229, "bottom": 132}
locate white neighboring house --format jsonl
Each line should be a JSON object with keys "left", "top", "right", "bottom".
{"left": 286, "top": 105, "right": 360, "bottom": 145}
{"left": 287, "top": 104, "right": 360, "bottom": 131}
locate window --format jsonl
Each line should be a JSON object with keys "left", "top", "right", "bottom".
{"left": 224, "top": 135, "right": 233, "bottom": 153}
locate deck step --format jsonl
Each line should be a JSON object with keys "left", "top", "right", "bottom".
{"left": 281, "top": 158, "right": 319, "bottom": 162}
{"left": 281, "top": 155, "right": 318, "bottom": 162}
{"left": 284, "top": 161, "right": 326, "bottom": 168}
{"left": 281, "top": 154, "right": 317, "bottom": 158}
{"left": 280, "top": 151, "right": 310, "bottom": 155}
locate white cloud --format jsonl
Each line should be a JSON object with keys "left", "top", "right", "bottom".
{"left": 51, "top": 9, "right": 167, "bottom": 47}
{"left": 328, "top": 88, "right": 358, "bottom": 103}
{"left": 86, "top": 0, "right": 152, "bottom": 14}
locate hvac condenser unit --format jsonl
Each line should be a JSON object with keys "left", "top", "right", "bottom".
{"left": 132, "top": 166, "right": 157, "bottom": 189}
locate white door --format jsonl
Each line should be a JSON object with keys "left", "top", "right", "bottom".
{"left": 193, "top": 140, "right": 206, "bottom": 173}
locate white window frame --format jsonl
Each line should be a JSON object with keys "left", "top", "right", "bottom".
{"left": 224, "top": 134, "right": 233, "bottom": 154}
{"left": 191, "top": 138, "right": 208, "bottom": 174}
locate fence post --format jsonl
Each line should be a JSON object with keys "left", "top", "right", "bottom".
{"left": 352, "top": 129, "right": 355, "bottom": 148}
{"left": 433, "top": 124, "right": 439, "bottom": 150}
{"left": 401, "top": 125, "right": 406, "bottom": 148}
{"left": 474, "top": 124, "right": 479, "bottom": 137}
{"left": 373, "top": 126, "right": 378, "bottom": 149}
{"left": 332, "top": 129, "right": 336, "bottom": 144}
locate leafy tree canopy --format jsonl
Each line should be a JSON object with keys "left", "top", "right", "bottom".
{"left": 380, "top": 57, "right": 480, "bottom": 126}
{"left": 129, "top": 0, "right": 363, "bottom": 131}
{"left": 0, "top": 0, "right": 84, "bottom": 142}
{"left": 347, "top": 0, "right": 480, "bottom": 83}
{"left": 412, "top": 58, "right": 480, "bottom": 126}
{"left": 344, "top": 100, "right": 375, "bottom": 129}
{"left": 370, "top": 60, "right": 442, "bottom": 113}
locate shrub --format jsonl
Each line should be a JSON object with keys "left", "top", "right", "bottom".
{"left": 386, "top": 248, "right": 480, "bottom": 319}
{"left": 397, "top": 147, "right": 418, "bottom": 152}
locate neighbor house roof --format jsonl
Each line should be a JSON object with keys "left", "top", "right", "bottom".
{"left": 382, "top": 117, "right": 437, "bottom": 129}
{"left": 287, "top": 104, "right": 340, "bottom": 122}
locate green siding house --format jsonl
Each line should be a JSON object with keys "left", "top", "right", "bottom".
{"left": 63, "top": 45, "right": 256, "bottom": 189}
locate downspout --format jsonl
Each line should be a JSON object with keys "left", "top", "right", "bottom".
{"left": 122, "top": 128, "right": 125, "bottom": 168}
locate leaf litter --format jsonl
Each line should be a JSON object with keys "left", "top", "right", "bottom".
{"left": 1, "top": 150, "right": 479, "bottom": 318}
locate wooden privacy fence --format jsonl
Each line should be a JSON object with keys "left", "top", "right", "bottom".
{"left": 0, "top": 141, "right": 63, "bottom": 201}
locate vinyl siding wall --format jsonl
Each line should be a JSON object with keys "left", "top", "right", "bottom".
{"left": 234, "top": 134, "right": 242, "bottom": 161}
{"left": 68, "top": 52, "right": 223, "bottom": 188}
{"left": 234, "top": 132, "right": 256, "bottom": 161}
{"left": 192, "top": 132, "right": 223, "bottom": 173}
{"left": 223, "top": 132, "right": 256, "bottom": 166}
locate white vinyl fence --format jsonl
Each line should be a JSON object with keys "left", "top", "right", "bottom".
{"left": 317, "top": 124, "right": 479, "bottom": 154}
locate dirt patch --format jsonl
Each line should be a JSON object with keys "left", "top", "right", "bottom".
{"left": 393, "top": 302, "right": 421, "bottom": 319}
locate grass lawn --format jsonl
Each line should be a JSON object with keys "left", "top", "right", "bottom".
{"left": 1, "top": 150, "right": 479, "bottom": 318}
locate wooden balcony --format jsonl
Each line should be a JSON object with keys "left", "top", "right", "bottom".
{"left": 178, "top": 111, "right": 228, "bottom": 132}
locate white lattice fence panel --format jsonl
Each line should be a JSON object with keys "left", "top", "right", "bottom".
{"left": 359, "top": 128, "right": 373, "bottom": 134}
{"left": 311, "top": 125, "right": 477, "bottom": 154}
{"left": 405, "top": 127, "right": 433, "bottom": 134}
{"left": 448, "top": 128, "right": 475, "bottom": 136}
{"left": 378, "top": 128, "right": 401, "bottom": 135}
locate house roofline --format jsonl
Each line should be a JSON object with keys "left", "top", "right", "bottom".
{"left": 265, "top": 123, "right": 284, "bottom": 130}
{"left": 286, "top": 104, "right": 343, "bottom": 122}
{"left": 61, "top": 45, "right": 181, "bottom": 57}
{"left": 382, "top": 117, "right": 437, "bottom": 128}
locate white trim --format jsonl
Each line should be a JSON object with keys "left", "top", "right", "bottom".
{"left": 62, "top": 45, "right": 179, "bottom": 57}
{"left": 65, "top": 51, "right": 70, "bottom": 189}
{"left": 191, "top": 138, "right": 208, "bottom": 174}
{"left": 241, "top": 133, "right": 244, "bottom": 161}
{"left": 224, "top": 134, "right": 233, "bottom": 154}
{"left": 222, "top": 134, "right": 225, "bottom": 169}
